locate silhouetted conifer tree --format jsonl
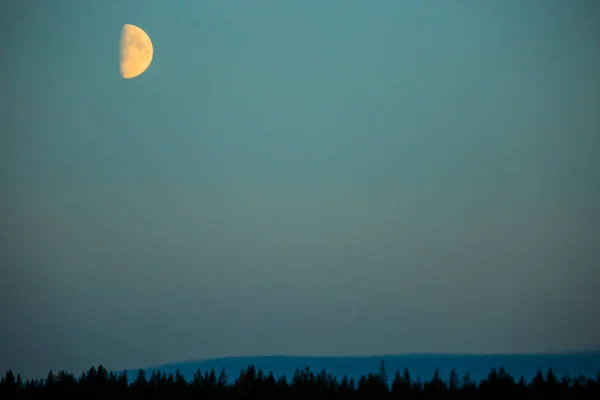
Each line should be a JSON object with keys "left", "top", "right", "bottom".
{"left": 423, "top": 368, "right": 446, "bottom": 397}
{"left": 461, "top": 372, "right": 477, "bottom": 397}
{"left": 531, "top": 369, "right": 546, "bottom": 393}
{"left": 378, "top": 360, "right": 388, "bottom": 388}
{"left": 448, "top": 368, "right": 460, "bottom": 392}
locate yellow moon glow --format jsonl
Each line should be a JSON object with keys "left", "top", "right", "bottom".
{"left": 119, "top": 24, "right": 153, "bottom": 79}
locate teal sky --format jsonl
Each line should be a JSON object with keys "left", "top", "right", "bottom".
{"left": 2, "top": 0, "right": 599, "bottom": 378}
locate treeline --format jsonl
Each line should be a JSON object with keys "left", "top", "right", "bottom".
{"left": 2, "top": 361, "right": 600, "bottom": 399}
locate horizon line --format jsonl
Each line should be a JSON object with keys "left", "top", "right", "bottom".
{"left": 133, "top": 349, "right": 600, "bottom": 370}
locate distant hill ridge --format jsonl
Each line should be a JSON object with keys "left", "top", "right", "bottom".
{"left": 118, "top": 352, "right": 600, "bottom": 384}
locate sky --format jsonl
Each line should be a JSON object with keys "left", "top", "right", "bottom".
{"left": 1, "top": 0, "right": 600, "bottom": 379}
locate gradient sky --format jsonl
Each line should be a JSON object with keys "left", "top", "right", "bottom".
{"left": 2, "top": 0, "right": 600, "bottom": 379}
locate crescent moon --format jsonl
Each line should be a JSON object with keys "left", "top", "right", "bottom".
{"left": 119, "top": 24, "right": 153, "bottom": 79}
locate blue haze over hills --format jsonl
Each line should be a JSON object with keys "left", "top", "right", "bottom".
{"left": 118, "top": 353, "right": 600, "bottom": 385}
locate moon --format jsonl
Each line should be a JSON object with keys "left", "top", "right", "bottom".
{"left": 119, "top": 24, "right": 153, "bottom": 79}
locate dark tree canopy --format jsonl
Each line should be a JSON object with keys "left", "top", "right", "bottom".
{"left": 1, "top": 363, "right": 599, "bottom": 399}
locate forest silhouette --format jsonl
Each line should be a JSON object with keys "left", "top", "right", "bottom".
{"left": 2, "top": 360, "right": 600, "bottom": 399}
